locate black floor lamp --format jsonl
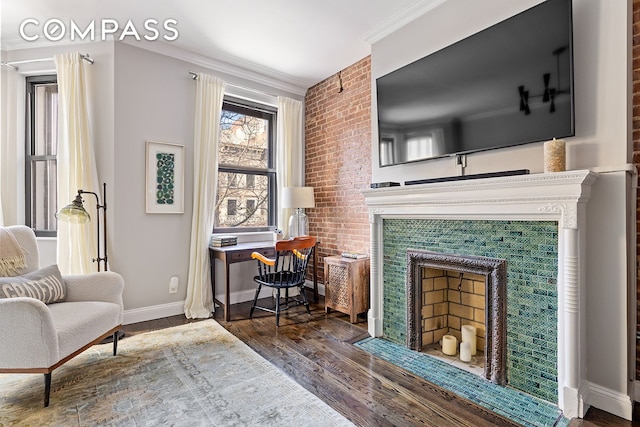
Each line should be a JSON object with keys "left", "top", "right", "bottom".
{"left": 56, "top": 182, "right": 108, "bottom": 271}
{"left": 56, "top": 182, "right": 124, "bottom": 342}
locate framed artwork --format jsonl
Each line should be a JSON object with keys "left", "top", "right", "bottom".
{"left": 145, "top": 140, "right": 184, "bottom": 214}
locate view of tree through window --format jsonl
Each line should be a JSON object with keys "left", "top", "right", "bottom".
{"left": 215, "top": 101, "right": 275, "bottom": 230}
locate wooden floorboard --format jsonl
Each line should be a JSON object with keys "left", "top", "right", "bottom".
{"left": 121, "top": 298, "right": 638, "bottom": 427}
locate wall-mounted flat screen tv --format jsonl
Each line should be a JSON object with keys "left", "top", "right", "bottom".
{"left": 376, "top": 0, "right": 574, "bottom": 167}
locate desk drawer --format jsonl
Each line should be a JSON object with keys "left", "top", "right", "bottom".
{"left": 230, "top": 248, "right": 275, "bottom": 262}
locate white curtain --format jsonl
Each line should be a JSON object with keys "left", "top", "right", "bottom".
{"left": 276, "top": 97, "right": 305, "bottom": 236}
{"left": 184, "top": 73, "right": 226, "bottom": 319}
{"left": 54, "top": 53, "right": 99, "bottom": 274}
{"left": 0, "top": 67, "right": 22, "bottom": 226}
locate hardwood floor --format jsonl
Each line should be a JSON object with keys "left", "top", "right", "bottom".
{"left": 121, "top": 298, "right": 638, "bottom": 427}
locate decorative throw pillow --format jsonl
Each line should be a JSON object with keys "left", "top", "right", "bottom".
{"left": 0, "top": 264, "right": 66, "bottom": 304}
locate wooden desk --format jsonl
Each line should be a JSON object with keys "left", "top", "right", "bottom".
{"left": 209, "top": 240, "right": 319, "bottom": 321}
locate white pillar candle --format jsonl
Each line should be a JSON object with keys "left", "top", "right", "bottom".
{"left": 461, "top": 325, "right": 477, "bottom": 356}
{"left": 460, "top": 342, "right": 472, "bottom": 362}
{"left": 442, "top": 334, "right": 457, "bottom": 356}
{"left": 544, "top": 138, "right": 566, "bottom": 173}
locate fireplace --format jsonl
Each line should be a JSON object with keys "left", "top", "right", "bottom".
{"left": 362, "top": 170, "right": 598, "bottom": 418}
{"left": 406, "top": 249, "right": 507, "bottom": 385}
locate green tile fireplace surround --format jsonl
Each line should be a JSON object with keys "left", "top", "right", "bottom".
{"left": 382, "top": 218, "right": 559, "bottom": 403}
{"left": 362, "top": 170, "right": 599, "bottom": 420}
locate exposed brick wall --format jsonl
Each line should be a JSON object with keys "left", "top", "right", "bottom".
{"left": 305, "top": 57, "right": 372, "bottom": 283}
{"left": 634, "top": 0, "right": 640, "bottom": 381}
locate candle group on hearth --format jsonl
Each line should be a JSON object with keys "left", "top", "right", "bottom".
{"left": 441, "top": 327, "right": 477, "bottom": 361}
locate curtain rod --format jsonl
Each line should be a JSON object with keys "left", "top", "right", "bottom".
{"left": 2, "top": 53, "right": 94, "bottom": 71}
{"left": 187, "top": 70, "right": 279, "bottom": 100}
{"left": 0, "top": 62, "right": 19, "bottom": 71}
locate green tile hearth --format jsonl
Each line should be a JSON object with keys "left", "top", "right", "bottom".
{"left": 355, "top": 337, "right": 569, "bottom": 427}
{"left": 382, "top": 219, "right": 559, "bottom": 403}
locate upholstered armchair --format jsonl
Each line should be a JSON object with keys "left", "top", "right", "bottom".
{"left": 0, "top": 225, "right": 124, "bottom": 406}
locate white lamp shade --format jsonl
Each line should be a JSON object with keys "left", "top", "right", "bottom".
{"left": 281, "top": 187, "right": 315, "bottom": 209}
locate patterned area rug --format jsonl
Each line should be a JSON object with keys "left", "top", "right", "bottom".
{"left": 0, "top": 319, "right": 354, "bottom": 426}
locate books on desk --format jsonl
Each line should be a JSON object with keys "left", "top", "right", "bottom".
{"left": 211, "top": 235, "right": 238, "bottom": 247}
{"left": 341, "top": 252, "right": 368, "bottom": 259}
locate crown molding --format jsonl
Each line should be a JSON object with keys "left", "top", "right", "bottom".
{"left": 1, "top": 34, "right": 82, "bottom": 51}
{"left": 362, "top": 0, "right": 449, "bottom": 45}
{"left": 118, "top": 38, "right": 309, "bottom": 96}
{"left": 3, "top": 34, "right": 308, "bottom": 96}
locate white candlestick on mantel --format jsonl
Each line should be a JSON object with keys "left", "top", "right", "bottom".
{"left": 442, "top": 334, "right": 457, "bottom": 356}
{"left": 461, "top": 325, "right": 477, "bottom": 356}
{"left": 460, "top": 342, "right": 472, "bottom": 362}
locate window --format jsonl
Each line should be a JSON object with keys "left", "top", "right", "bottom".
{"left": 215, "top": 99, "right": 276, "bottom": 232}
{"left": 245, "top": 174, "right": 255, "bottom": 189}
{"left": 406, "top": 135, "right": 434, "bottom": 162}
{"left": 25, "top": 76, "right": 58, "bottom": 237}
{"left": 246, "top": 199, "right": 256, "bottom": 213}
{"left": 227, "top": 199, "right": 237, "bottom": 216}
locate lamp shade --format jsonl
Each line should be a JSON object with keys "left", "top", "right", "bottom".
{"left": 55, "top": 195, "right": 91, "bottom": 223}
{"left": 281, "top": 187, "right": 315, "bottom": 209}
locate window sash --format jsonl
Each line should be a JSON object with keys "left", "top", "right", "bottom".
{"left": 214, "top": 98, "right": 277, "bottom": 234}
{"left": 26, "top": 75, "right": 58, "bottom": 237}
{"left": 215, "top": 167, "right": 276, "bottom": 233}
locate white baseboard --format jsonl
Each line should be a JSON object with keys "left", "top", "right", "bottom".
{"left": 123, "top": 280, "right": 324, "bottom": 325}
{"left": 586, "top": 381, "right": 633, "bottom": 421}
{"left": 124, "top": 301, "right": 185, "bottom": 325}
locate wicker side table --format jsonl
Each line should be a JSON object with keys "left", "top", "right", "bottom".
{"left": 324, "top": 256, "right": 370, "bottom": 323}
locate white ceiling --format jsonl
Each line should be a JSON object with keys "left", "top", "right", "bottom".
{"left": 1, "top": 0, "right": 440, "bottom": 90}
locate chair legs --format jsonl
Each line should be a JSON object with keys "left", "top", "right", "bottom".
{"left": 250, "top": 284, "right": 262, "bottom": 318}
{"left": 113, "top": 331, "right": 119, "bottom": 356}
{"left": 43, "top": 372, "right": 51, "bottom": 407}
{"left": 250, "top": 284, "right": 311, "bottom": 327}
{"left": 299, "top": 285, "right": 311, "bottom": 314}
{"left": 275, "top": 289, "right": 281, "bottom": 326}
{"left": 41, "top": 330, "right": 120, "bottom": 407}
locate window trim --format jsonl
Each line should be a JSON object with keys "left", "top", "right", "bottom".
{"left": 25, "top": 75, "right": 58, "bottom": 238}
{"left": 214, "top": 97, "right": 277, "bottom": 234}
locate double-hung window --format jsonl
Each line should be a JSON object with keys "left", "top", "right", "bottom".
{"left": 215, "top": 99, "right": 277, "bottom": 232}
{"left": 25, "top": 75, "right": 58, "bottom": 237}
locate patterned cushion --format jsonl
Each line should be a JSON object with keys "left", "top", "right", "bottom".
{"left": 0, "top": 264, "right": 66, "bottom": 304}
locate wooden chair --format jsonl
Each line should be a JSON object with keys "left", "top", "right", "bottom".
{"left": 250, "top": 236, "right": 316, "bottom": 326}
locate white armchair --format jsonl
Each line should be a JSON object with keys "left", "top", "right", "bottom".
{"left": 0, "top": 225, "right": 124, "bottom": 406}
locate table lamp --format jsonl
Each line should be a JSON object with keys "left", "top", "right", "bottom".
{"left": 281, "top": 187, "right": 315, "bottom": 237}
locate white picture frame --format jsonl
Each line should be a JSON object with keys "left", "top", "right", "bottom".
{"left": 145, "top": 140, "right": 184, "bottom": 214}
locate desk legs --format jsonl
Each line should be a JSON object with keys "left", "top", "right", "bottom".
{"left": 209, "top": 250, "right": 217, "bottom": 315}
{"left": 209, "top": 251, "right": 231, "bottom": 321}
{"left": 313, "top": 247, "right": 318, "bottom": 303}
{"left": 224, "top": 260, "right": 231, "bottom": 321}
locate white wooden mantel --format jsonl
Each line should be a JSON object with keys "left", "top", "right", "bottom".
{"left": 362, "top": 170, "right": 599, "bottom": 418}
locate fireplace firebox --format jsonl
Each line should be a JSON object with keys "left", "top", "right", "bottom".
{"left": 406, "top": 249, "right": 507, "bottom": 385}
